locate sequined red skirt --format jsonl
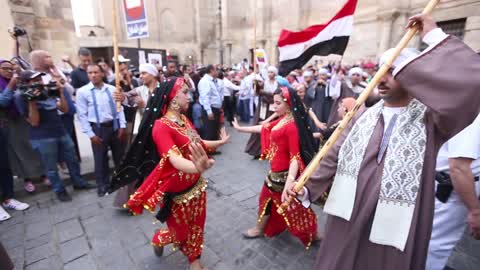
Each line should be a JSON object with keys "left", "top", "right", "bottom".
{"left": 258, "top": 184, "right": 317, "bottom": 248}
{"left": 151, "top": 191, "right": 206, "bottom": 263}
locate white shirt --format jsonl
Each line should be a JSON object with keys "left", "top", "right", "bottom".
{"left": 382, "top": 106, "right": 406, "bottom": 132}
{"left": 436, "top": 114, "right": 480, "bottom": 176}
{"left": 239, "top": 75, "right": 253, "bottom": 101}
{"left": 198, "top": 74, "right": 223, "bottom": 114}
{"left": 76, "top": 82, "right": 127, "bottom": 138}
{"left": 223, "top": 78, "right": 241, "bottom": 97}
{"left": 264, "top": 79, "right": 278, "bottom": 94}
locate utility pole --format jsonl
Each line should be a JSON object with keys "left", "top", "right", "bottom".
{"left": 218, "top": 0, "right": 224, "bottom": 65}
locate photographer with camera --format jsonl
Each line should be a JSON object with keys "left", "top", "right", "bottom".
{"left": 0, "top": 65, "right": 30, "bottom": 221}
{"left": 2, "top": 57, "right": 49, "bottom": 194}
{"left": 16, "top": 70, "right": 95, "bottom": 202}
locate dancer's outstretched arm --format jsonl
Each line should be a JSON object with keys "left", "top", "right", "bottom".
{"left": 168, "top": 143, "right": 214, "bottom": 174}
{"left": 203, "top": 127, "right": 230, "bottom": 149}
{"left": 232, "top": 117, "right": 262, "bottom": 133}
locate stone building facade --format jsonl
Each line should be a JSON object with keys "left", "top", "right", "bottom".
{"left": 80, "top": 0, "right": 480, "bottom": 66}
{"left": 0, "top": 0, "right": 78, "bottom": 65}
{"left": 0, "top": 0, "right": 478, "bottom": 67}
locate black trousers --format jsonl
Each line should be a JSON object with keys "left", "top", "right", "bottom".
{"left": 201, "top": 107, "right": 221, "bottom": 140}
{"left": 90, "top": 123, "right": 126, "bottom": 192}
{"left": 223, "top": 96, "right": 235, "bottom": 123}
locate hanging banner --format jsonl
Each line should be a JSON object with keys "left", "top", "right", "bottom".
{"left": 123, "top": 0, "right": 149, "bottom": 39}
{"left": 255, "top": 49, "right": 268, "bottom": 69}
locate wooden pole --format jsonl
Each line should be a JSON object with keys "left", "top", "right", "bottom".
{"left": 278, "top": 0, "right": 441, "bottom": 214}
{"left": 112, "top": 0, "right": 122, "bottom": 112}
{"left": 253, "top": 0, "right": 257, "bottom": 94}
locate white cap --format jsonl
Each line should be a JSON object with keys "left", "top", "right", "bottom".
{"left": 318, "top": 68, "right": 329, "bottom": 75}
{"left": 139, "top": 63, "right": 158, "bottom": 77}
{"left": 267, "top": 66, "right": 278, "bottom": 75}
{"left": 380, "top": 47, "right": 420, "bottom": 69}
{"left": 348, "top": 67, "right": 363, "bottom": 77}
{"left": 303, "top": 70, "right": 313, "bottom": 77}
{"left": 112, "top": 55, "right": 131, "bottom": 63}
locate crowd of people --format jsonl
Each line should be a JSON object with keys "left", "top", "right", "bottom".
{"left": 0, "top": 14, "right": 479, "bottom": 270}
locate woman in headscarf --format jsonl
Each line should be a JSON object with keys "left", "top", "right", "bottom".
{"left": 109, "top": 77, "right": 229, "bottom": 270}
{"left": 0, "top": 59, "right": 47, "bottom": 193}
{"left": 232, "top": 86, "right": 320, "bottom": 248}
{"left": 244, "top": 66, "right": 278, "bottom": 158}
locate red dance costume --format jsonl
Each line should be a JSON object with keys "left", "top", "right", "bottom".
{"left": 259, "top": 114, "right": 318, "bottom": 248}
{"left": 126, "top": 115, "right": 207, "bottom": 262}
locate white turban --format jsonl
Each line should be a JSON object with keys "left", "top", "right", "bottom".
{"left": 267, "top": 66, "right": 278, "bottom": 75}
{"left": 139, "top": 63, "right": 158, "bottom": 77}
{"left": 318, "top": 68, "right": 329, "bottom": 75}
{"left": 348, "top": 67, "right": 363, "bottom": 77}
{"left": 380, "top": 47, "right": 420, "bottom": 69}
{"left": 303, "top": 70, "right": 313, "bottom": 77}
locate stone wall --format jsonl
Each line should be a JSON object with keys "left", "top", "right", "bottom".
{"left": 4, "top": 0, "right": 78, "bottom": 66}
{"left": 77, "top": 0, "right": 480, "bottom": 66}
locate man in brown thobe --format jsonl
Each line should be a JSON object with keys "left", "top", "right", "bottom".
{"left": 287, "top": 14, "right": 480, "bottom": 270}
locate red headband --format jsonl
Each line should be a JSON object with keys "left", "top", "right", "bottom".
{"left": 162, "top": 77, "right": 185, "bottom": 114}
{"left": 281, "top": 87, "right": 292, "bottom": 107}
{"left": 168, "top": 77, "right": 185, "bottom": 102}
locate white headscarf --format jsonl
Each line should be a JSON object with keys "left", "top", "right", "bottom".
{"left": 348, "top": 67, "right": 363, "bottom": 77}
{"left": 318, "top": 68, "right": 329, "bottom": 75}
{"left": 267, "top": 66, "right": 278, "bottom": 75}
{"left": 380, "top": 47, "right": 420, "bottom": 69}
{"left": 139, "top": 63, "right": 158, "bottom": 77}
{"left": 303, "top": 70, "right": 313, "bottom": 77}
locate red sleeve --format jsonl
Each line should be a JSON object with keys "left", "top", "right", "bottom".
{"left": 260, "top": 119, "right": 279, "bottom": 160}
{"left": 152, "top": 120, "right": 180, "bottom": 157}
{"left": 287, "top": 123, "right": 305, "bottom": 172}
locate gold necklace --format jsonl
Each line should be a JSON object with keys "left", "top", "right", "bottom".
{"left": 272, "top": 113, "right": 293, "bottom": 131}
{"left": 165, "top": 111, "right": 185, "bottom": 127}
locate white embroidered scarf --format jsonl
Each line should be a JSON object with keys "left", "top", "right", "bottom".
{"left": 324, "top": 99, "right": 427, "bottom": 251}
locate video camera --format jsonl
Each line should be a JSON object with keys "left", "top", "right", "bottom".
{"left": 18, "top": 80, "right": 62, "bottom": 101}
{"left": 9, "top": 26, "right": 27, "bottom": 37}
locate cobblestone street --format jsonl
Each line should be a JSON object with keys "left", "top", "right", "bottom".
{"left": 1, "top": 127, "right": 479, "bottom": 270}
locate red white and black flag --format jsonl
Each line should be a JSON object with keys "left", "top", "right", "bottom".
{"left": 277, "top": 0, "right": 358, "bottom": 76}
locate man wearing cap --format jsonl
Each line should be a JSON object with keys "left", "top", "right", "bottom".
{"left": 110, "top": 55, "right": 139, "bottom": 145}
{"left": 111, "top": 63, "right": 160, "bottom": 207}
{"left": 326, "top": 67, "right": 360, "bottom": 127}
{"left": 307, "top": 68, "right": 334, "bottom": 124}
{"left": 287, "top": 14, "right": 480, "bottom": 270}
{"left": 16, "top": 70, "right": 94, "bottom": 202}
{"left": 70, "top": 48, "right": 93, "bottom": 89}
{"left": 77, "top": 64, "right": 127, "bottom": 197}
{"left": 346, "top": 67, "right": 367, "bottom": 95}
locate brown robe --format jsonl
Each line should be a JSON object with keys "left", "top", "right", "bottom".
{"left": 245, "top": 83, "right": 275, "bottom": 157}
{"left": 307, "top": 37, "right": 480, "bottom": 270}
{"left": 326, "top": 82, "right": 357, "bottom": 127}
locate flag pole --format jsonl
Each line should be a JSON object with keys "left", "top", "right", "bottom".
{"left": 253, "top": 0, "right": 258, "bottom": 94}
{"left": 278, "top": 0, "right": 441, "bottom": 214}
{"left": 112, "top": 0, "right": 122, "bottom": 112}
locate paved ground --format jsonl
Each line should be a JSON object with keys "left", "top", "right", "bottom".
{"left": 1, "top": 126, "right": 479, "bottom": 269}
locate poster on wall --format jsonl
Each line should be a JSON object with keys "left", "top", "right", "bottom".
{"left": 123, "top": 0, "right": 149, "bottom": 39}
{"left": 147, "top": 53, "right": 163, "bottom": 66}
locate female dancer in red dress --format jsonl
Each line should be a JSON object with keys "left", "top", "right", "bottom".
{"left": 110, "top": 77, "right": 229, "bottom": 270}
{"left": 232, "top": 86, "right": 320, "bottom": 248}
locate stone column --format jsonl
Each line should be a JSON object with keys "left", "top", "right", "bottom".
{"left": 226, "top": 43, "right": 232, "bottom": 66}
{"left": 464, "top": 16, "right": 480, "bottom": 52}
{"left": 377, "top": 9, "right": 400, "bottom": 57}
